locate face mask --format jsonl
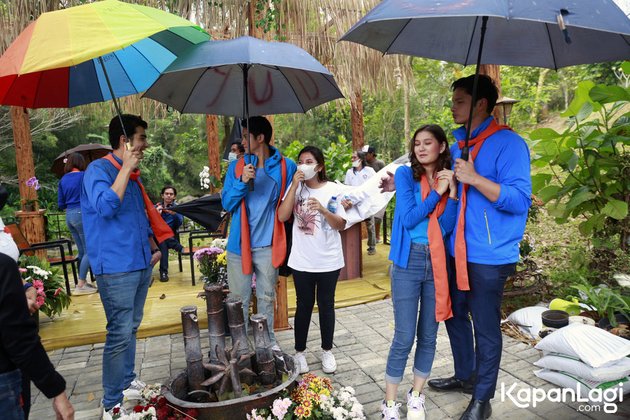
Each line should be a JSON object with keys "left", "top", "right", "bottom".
{"left": 298, "top": 164, "right": 318, "bottom": 180}
{"left": 228, "top": 152, "right": 238, "bottom": 162}
{"left": 352, "top": 160, "right": 361, "bottom": 168}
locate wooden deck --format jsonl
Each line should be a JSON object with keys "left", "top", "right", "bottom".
{"left": 38, "top": 241, "right": 392, "bottom": 350}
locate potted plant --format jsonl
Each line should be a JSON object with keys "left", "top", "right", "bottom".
{"left": 19, "top": 255, "right": 71, "bottom": 319}
{"left": 571, "top": 281, "right": 630, "bottom": 329}
{"left": 193, "top": 238, "right": 228, "bottom": 287}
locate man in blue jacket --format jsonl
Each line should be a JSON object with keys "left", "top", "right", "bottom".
{"left": 222, "top": 116, "right": 296, "bottom": 349}
{"left": 427, "top": 75, "right": 531, "bottom": 420}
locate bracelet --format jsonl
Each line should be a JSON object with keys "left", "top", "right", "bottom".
{"left": 151, "top": 248, "right": 160, "bottom": 255}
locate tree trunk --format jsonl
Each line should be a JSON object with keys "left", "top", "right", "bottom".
{"left": 11, "top": 106, "right": 45, "bottom": 247}
{"left": 180, "top": 306, "right": 205, "bottom": 396}
{"left": 350, "top": 87, "right": 364, "bottom": 151}
{"left": 250, "top": 314, "right": 276, "bottom": 385}
{"left": 206, "top": 115, "right": 221, "bottom": 193}
{"left": 204, "top": 283, "right": 226, "bottom": 364}
{"left": 403, "top": 72, "right": 410, "bottom": 144}
{"left": 531, "top": 69, "right": 550, "bottom": 122}
{"left": 479, "top": 65, "right": 502, "bottom": 122}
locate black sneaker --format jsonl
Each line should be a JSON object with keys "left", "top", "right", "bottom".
{"left": 159, "top": 272, "right": 169, "bottom": 282}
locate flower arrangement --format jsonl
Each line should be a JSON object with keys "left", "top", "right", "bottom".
{"left": 19, "top": 255, "right": 71, "bottom": 318}
{"left": 107, "top": 383, "right": 199, "bottom": 419}
{"left": 246, "top": 373, "right": 365, "bottom": 420}
{"left": 193, "top": 238, "right": 227, "bottom": 285}
{"left": 199, "top": 166, "right": 211, "bottom": 190}
{"left": 23, "top": 176, "right": 41, "bottom": 211}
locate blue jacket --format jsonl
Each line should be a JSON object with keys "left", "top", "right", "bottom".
{"left": 448, "top": 117, "right": 532, "bottom": 265}
{"left": 81, "top": 154, "right": 152, "bottom": 275}
{"left": 389, "top": 165, "right": 457, "bottom": 268}
{"left": 57, "top": 171, "right": 83, "bottom": 210}
{"left": 221, "top": 146, "right": 296, "bottom": 256}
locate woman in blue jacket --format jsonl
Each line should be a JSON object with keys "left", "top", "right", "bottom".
{"left": 58, "top": 153, "right": 95, "bottom": 295}
{"left": 382, "top": 125, "right": 458, "bottom": 420}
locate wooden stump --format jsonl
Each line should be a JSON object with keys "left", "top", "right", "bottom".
{"left": 273, "top": 275, "right": 290, "bottom": 331}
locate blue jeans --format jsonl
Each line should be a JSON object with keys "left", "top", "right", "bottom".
{"left": 97, "top": 267, "right": 152, "bottom": 410}
{"left": 0, "top": 369, "right": 24, "bottom": 420}
{"left": 386, "top": 243, "right": 438, "bottom": 384}
{"left": 444, "top": 256, "right": 516, "bottom": 400}
{"left": 66, "top": 207, "right": 90, "bottom": 280}
{"left": 227, "top": 248, "right": 278, "bottom": 344}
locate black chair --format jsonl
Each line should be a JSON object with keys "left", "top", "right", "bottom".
{"left": 6, "top": 223, "right": 79, "bottom": 295}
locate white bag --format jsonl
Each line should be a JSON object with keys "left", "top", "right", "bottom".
{"left": 534, "top": 354, "right": 630, "bottom": 382}
{"left": 506, "top": 306, "right": 547, "bottom": 338}
{"left": 534, "top": 323, "right": 630, "bottom": 368}
{"left": 534, "top": 369, "right": 630, "bottom": 405}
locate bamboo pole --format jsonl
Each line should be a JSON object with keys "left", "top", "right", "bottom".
{"left": 225, "top": 297, "right": 252, "bottom": 370}
{"left": 250, "top": 314, "right": 276, "bottom": 385}
{"left": 203, "top": 283, "right": 226, "bottom": 364}
{"left": 180, "top": 306, "right": 205, "bottom": 397}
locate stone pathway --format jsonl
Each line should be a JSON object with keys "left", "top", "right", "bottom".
{"left": 30, "top": 300, "right": 628, "bottom": 419}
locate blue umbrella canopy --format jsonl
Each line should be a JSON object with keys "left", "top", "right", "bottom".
{"left": 143, "top": 36, "right": 344, "bottom": 116}
{"left": 341, "top": 0, "right": 630, "bottom": 70}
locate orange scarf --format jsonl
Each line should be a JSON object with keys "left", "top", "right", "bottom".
{"left": 103, "top": 154, "right": 174, "bottom": 244}
{"left": 234, "top": 157, "right": 287, "bottom": 275}
{"left": 420, "top": 174, "right": 453, "bottom": 322}
{"left": 454, "top": 119, "right": 510, "bottom": 291}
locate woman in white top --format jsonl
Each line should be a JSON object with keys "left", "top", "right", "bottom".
{"left": 278, "top": 146, "right": 347, "bottom": 375}
{"left": 343, "top": 150, "right": 378, "bottom": 254}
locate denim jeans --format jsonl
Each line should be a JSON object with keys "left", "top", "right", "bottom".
{"left": 292, "top": 269, "right": 340, "bottom": 352}
{"left": 444, "top": 256, "right": 516, "bottom": 400}
{"left": 385, "top": 243, "right": 438, "bottom": 384}
{"left": 0, "top": 369, "right": 24, "bottom": 420}
{"left": 227, "top": 248, "right": 278, "bottom": 344}
{"left": 96, "top": 267, "right": 152, "bottom": 410}
{"left": 158, "top": 237, "right": 183, "bottom": 274}
{"left": 66, "top": 207, "right": 90, "bottom": 280}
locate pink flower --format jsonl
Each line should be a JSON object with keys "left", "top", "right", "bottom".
{"left": 36, "top": 296, "right": 45, "bottom": 306}
{"left": 54, "top": 287, "right": 62, "bottom": 297}
{"left": 19, "top": 268, "right": 27, "bottom": 273}
{"left": 32, "top": 280, "right": 44, "bottom": 289}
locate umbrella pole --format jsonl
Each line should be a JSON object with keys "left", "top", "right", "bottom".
{"left": 98, "top": 57, "right": 129, "bottom": 143}
{"left": 462, "top": 16, "right": 489, "bottom": 161}
{"left": 243, "top": 64, "right": 254, "bottom": 191}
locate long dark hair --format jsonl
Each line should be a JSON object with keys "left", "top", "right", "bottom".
{"left": 409, "top": 124, "right": 451, "bottom": 181}
{"left": 353, "top": 150, "right": 367, "bottom": 172}
{"left": 298, "top": 146, "right": 329, "bottom": 182}
{"left": 64, "top": 152, "right": 86, "bottom": 173}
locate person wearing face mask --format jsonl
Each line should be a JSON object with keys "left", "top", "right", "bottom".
{"left": 228, "top": 142, "right": 245, "bottom": 162}
{"left": 278, "top": 146, "right": 348, "bottom": 375}
{"left": 343, "top": 150, "right": 378, "bottom": 255}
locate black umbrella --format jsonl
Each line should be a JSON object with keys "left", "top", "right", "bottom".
{"left": 51, "top": 143, "right": 113, "bottom": 177}
{"left": 170, "top": 193, "right": 226, "bottom": 232}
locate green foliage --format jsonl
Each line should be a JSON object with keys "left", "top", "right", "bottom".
{"left": 19, "top": 255, "right": 71, "bottom": 319}
{"left": 570, "top": 279, "right": 630, "bottom": 326}
{"left": 530, "top": 79, "right": 630, "bottom": 249}
{"left": 282, "top": 135, "right": 352, "bottom": 183}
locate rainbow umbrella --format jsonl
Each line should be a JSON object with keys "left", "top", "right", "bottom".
{"left": 0, "top": 0, "right": 208, "bottom": 109}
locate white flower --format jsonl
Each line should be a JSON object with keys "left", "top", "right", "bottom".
{"left": 27, "top": 265, "right": 50, "bottom": 278}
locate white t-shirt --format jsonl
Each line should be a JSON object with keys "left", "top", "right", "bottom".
{"left": 344, "top": 166, "right": 376, "bottom": 186}
{"left": 285, "top": 181, "right": 347, "bottom": 272}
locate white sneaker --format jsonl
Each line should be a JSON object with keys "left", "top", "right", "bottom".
{"left": 102, "top": 403, "right": 127, "bottom": 420}
{"left": 122, "top": 379, "right": 146, "bottom": 400}
{"left": 73, "top": 284, "right": 97, "bottom": 295}
{"left": 294, "top": 352, "right": 309, "bottom": 374}
{"left": 381, "top": 400, "right": 401, "bottom": 420}
{"left": 321, "top": 350, "right": 337, "bottom": 373}
{"left": 406, "top": 389, "right": 426, "bottom": 420}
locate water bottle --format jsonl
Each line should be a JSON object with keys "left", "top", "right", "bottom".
{"left": 322, "top": 196, "right": 338, "bottom": 231}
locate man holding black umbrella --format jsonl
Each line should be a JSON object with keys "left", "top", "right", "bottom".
{"left": 221, "top": 116, "right": 297, "bottom": 350}
{"left": 426, "top": 75, "right": 532, "bottom": 420}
